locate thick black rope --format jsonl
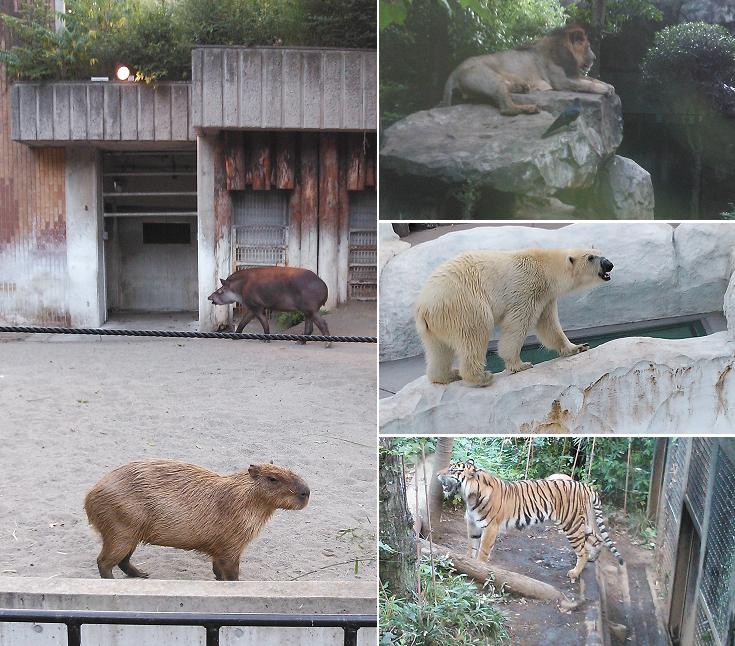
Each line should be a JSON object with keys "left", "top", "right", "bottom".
{"left": 0, "top": 326, "right": 376, "bottom": 344}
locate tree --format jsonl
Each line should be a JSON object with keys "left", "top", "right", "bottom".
{"left": 642, "top": 22, "right": 735, "bottom": 217}
{"left": 426, "top": 437, "right": 454, "bottom": 533}
{"left": 379, "top": 438, "right": 417, "bottom": 598}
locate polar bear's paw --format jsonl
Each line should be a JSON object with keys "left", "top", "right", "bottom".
{"left": 429, "top": 368, "right": 462, "bottom": 385}
{"left": 462, "top": 370, "right": 494, "bottom": 387}
{"left": 508, "top": 361, "right": 533, "bottom": 373}
{"left": 562, "top": 343, "right": 590, "bottom": 357}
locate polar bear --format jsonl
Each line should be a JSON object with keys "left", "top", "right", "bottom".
{"left": 414, "top": 248, "right": 613, "bottom": 386}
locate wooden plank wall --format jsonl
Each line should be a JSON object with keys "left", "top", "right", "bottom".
{"left": 222, "top": 131, "right": 376, "bottom": 305}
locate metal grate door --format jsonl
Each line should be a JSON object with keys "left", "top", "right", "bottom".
{"left": 687, "top": 438, "right": 713, "bottom": 527}
{"left": 232, "top": 191, "right": 288, "bottom": 270}
{"left": 348, "top": 191, "right": 376, "bottom": 300}
{"left": 696, "top": 447, "right": 735, "bottom": 645}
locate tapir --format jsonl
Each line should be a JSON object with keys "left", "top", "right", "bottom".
{"left": 207, "top": 266, "right": 331, "bottom": 344}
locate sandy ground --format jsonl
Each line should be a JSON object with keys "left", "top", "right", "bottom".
{"left": 0, "top": 304, "right": 376, "bottom": 583}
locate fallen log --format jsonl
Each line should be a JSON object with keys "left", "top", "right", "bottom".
{"left": 419, "top": 538, "right": 580, "bottom": 611}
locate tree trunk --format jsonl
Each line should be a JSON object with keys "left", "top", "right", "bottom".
{"left": 425, "top": 438, "right": 454, "bottom": 536}
{"left": 691, "top": 122, "right": 702, "bottom": 219}
{"left": 419, "top": 539, "right": 579, "bottom": 611}
{"left": 379, "top": 438, "right": 418, "bottom": 598}
{"left": 590, "top": 0, "right": 606, "bottom": 78}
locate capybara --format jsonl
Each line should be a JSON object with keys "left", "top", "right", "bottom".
{"left": 207, "top": 266, "right": 330, "bottom": 344}
{"left": 84, "top": 459, "right": 310, "bottom": 581}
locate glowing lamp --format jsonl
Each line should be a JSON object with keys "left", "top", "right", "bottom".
{"left": 116, "top": 65, "right": 131, "bottom": 81}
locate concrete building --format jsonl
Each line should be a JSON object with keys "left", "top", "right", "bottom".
{"left": 1, "top": 46, "right": 376, "bottom": 330}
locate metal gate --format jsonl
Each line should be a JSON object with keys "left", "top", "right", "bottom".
{"left": 348, "top": 191, "right": 376, "bottom": 300}
{"left": 232, "top": 191, "right": 288, "bottom": 271}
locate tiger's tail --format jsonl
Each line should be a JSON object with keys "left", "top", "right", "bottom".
{"left": 592, "top": 494, "right": 624, "bottom": 565}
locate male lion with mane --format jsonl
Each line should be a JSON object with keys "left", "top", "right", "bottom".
{"left": 442, "top": 24, "right": 615, "bottom": 116}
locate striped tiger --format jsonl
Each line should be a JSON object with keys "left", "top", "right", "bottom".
{"left": 437, "top": 459, "right": 624, "bottom": 581}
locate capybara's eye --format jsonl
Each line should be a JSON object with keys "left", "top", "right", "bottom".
{"left": 587, "top": 255, "right": 594, "bottom": 261}
{"left": 268, "top": 476, "right": 278, "bottom": 483}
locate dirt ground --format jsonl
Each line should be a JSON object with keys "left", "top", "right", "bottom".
{"left": 0, "top": 303, "right": 376, "bottom": 583}
{"left": 434, "top": 506, "right": 656, "bottom": 646}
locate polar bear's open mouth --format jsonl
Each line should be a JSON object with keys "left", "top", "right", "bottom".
{"left": 598, "top": 270, "right": 612, "bottom": 281}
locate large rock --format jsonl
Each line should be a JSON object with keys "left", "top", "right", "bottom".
{"left": 380, "top": 91, "right": 622, "bottom": 198}
{"left": 598, "top": 155, "right": 654, "bottom": 219}
{"left": 380, "top": 222, "right": 735, "bottom": 361}
{"left": 380, "top": 333, "right": 735, "bottom": 434}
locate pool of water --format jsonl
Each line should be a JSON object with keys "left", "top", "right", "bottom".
{"left": 485, "top": 319, "right": 707, "bottom": 373}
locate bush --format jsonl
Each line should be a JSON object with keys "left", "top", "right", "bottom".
{"left": 641, "top": 22, "right": 735, "bottom": 115}
{"left": 380, "top": 556, "right": 508, "bottom": 645}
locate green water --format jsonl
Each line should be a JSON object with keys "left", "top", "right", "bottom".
{"left": 485, "top": 320, "right": 707, "bottom": 373}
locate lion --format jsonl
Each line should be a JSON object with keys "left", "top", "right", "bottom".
{"left": 441, "top": 24, "right": 615, "bottom": 116}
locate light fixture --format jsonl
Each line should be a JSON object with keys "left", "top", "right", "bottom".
{"left": 115, "top": 65, "right": 131, "bottom": 82}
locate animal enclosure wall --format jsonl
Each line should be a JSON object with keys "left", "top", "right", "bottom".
{"left": 220, "top": 131, "right": 377, "bottom": 306}
{"left": 655, "top": 438, "right": 735, "bottom": 646}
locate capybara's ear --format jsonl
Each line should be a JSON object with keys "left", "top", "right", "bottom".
{"left": 220, "top": 278, "right": 227, "bottom": 286}
{"left": 568, "top": 256, "right": 575, "bottom": 265}
{"left": 248, "top": 464, "right": 261, "bottom": 478}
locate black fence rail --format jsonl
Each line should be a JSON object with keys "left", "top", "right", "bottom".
{"left": 0, "top": 326, "right": 377, "bottom": 344}
{"left": 0, "top": 609, "right": 377, "bottom": 646}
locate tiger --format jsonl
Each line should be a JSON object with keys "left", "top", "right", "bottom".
{"left": 436, "top": 459, "right": 624, "bottom": 582}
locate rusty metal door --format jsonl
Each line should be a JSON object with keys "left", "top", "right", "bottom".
{"left": 348, "top": 191, "right": 376, "bottom": 300}
{"left": 231, "top": 190, "right": 289, "bottom": 271}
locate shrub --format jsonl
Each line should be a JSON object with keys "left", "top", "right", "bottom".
{"left": 641, "top": 22, "right": 735, "bottom": 115}
{"left": 380, "top": 556, "right": 508, "bottom": 645}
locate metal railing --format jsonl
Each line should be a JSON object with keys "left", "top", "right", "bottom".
{"left": 0, "top": 609, "right": 377, "bottom": 646}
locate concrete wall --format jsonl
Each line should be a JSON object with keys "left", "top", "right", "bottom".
{"left": 192, "top": 48, "right": 377, "bottom": 132}
{"left": 65, "top": 148, "right": 105, "bottom": 327}
{"left": 11, "top": 82, "right": 194, "bottom": 144}
{"left": 0, "top": 578, "right": 376, "bottom": 646}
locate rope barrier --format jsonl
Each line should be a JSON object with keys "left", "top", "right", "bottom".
{"left": 0, "top": 326, "right": 376, "bottom": 344}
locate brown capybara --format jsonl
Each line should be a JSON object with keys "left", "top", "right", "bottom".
{"left": 84, "top": 459, "right": 310, "bottom": 581}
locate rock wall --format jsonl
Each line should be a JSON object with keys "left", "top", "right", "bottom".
{"left": 380, "top": 222, "right": 735, "bottom": 361}
{"left": 379, "top": 333, "right": 735, "bottom": 434}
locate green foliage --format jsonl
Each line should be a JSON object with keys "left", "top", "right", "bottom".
{"left": 174, "top": 0, "right": 304, "bottom": 48}
{"left": 0, "top": 0, "right": 375, "bottom": 82}
{"left": 0, "top": 0, "right": 129, "bottom": 80}
{"left": 380, "top": 0, "right": 565, "bottom": 124}
{"left": 118, "top": 2, "right": 190, "bottom": 82}
{"left": 380, "top": 556, "right": 508, "bottom": 645}
{"left": 565, "top": 0, "right": 662, "bottom": 35}
{"left": 641, "top": 22, "right": 735, "bottom": 115}
{"left": 275, "top": 310, "right": 306, "bottom": 329}
{"left": 299, "top": 0, "right": 376, "bottom": 49}
{"left": 409, "top": 436, "right": 654, "bottom": 513}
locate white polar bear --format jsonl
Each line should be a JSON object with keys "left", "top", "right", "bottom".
{"left": 414, "top": 247, "right": 613, "bottom": 386}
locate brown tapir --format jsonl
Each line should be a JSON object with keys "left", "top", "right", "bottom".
{"left": 207, "top": 266, "right": 331, "bottom": 343}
